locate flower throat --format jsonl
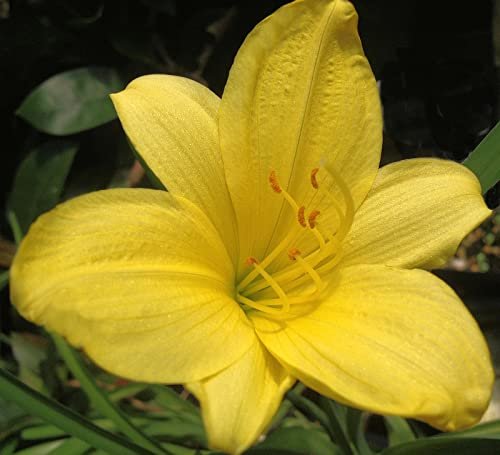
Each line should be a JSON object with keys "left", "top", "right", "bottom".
{"left": 236, "top": 166, "right": 354, "bottom": 317}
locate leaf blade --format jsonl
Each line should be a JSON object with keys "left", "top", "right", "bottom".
{"left": 17, "top": 67, "right": 125, "bottom": 135}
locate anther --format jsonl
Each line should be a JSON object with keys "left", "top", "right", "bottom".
{"left": 311, "top": 168, "right": 319, "bottom": 189}
{"left": 269, "top": 170, "right": 282, "bottom": 194}
{"left": 245, "top": 256, "right": 259, "bottom": 266}
{"left": 288, "top": 247, "right": 301, "bottom": 261}
{"left": 308, "top": 210, "right": 320, "bottom": 229}
{"left": 297, "top": 206, "right": 307, "bottom": 227}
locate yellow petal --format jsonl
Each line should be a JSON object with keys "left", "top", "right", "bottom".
{"left": 111, "top": 75, "right": 238, "bottom": 260}
{"left": 341, "top": 158, "right": 492, "bottom": 269}
{"left": 10, "top": 189, "right": 255, "bottom": 383}
{"left": 188, "top": 340, "right": 294, "bottom": 455}
{"left": 219, "top": 0, "right": 382, "bottom": 278}
{"left": 252, "top": 264, "right": 493, "bottom": 431}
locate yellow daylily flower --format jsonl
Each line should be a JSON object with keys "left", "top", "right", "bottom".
{"left": 10, "top": 0, "right": 494, "bottom": 453}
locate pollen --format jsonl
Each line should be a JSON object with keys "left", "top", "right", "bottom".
{"left": 297, "top": 206, "right": 307, "bottom": 227}
{"left": 308, "top": 210, "right": 320, "bottom": 228}
{"left": 245, "top": 256, "right": 259, "bottom": 266}
{"left": 288, "top": 247, "right": 301, "bottom": 261}
{"left": 269, "top": 170, "right": 282, "bottom": 193}
{"left": 311, "top": 168, "right": 319, "bottom": 189}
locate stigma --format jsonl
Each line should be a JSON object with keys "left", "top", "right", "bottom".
{"left": 236, "top": 166, "right": 354, "bottom": 318}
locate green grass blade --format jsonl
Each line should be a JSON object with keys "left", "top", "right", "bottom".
{"left": 463, "top": 121, "right": 500, "bottom": 193}
{"left": 51, "top": 334, "right": 168, "bottom": 454}
{"left": 0, "top": 368, "right": 150, "bottom": 455}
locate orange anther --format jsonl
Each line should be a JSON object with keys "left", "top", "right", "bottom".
{"left": 245, "top": 257, "right": 259, "bottom": 266}
{"left": 297, "top": 206, "right": 307, "bottom": 227}
{"left": 288, "top": 247, "right": 301, "bottom": 261}
{"left": 311, "top": 168, "right": 319, "bottom": 189}
{"left": 269, "top": 170, "right": 282, "bottom": 194}
{"left": 308, "top": 210, "right": 320, "bottom": 229}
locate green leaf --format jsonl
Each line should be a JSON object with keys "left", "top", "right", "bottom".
{"left": 7, "top": 140, "right": 78, "bottom": 236}
{"left": 0, "top": 271, "right": 9, "bottom": 292}
{"left": 248, "top": 427, "right": 341, "bottom": 455}
{"left": 0, "top": 368, "right": 150, "bottom": 455}
{"left": 438, "top": 420, "right": 500, "bottom": 439}
{"left": 381, "top": 437, "right": 500, "bottom": 455}
{"left": 48, "top": 437, "right": 90, "bottom": 455}
{"left": 151, "top": 385, "right": 199, "bottom": 416}
{"left": 10, "top": 333, "right": 48, "bottom": 393}
{"left": 51, "top": 334, "right": 168, "bottom": 454}
{"left": 17, "top": 67, "right": 125, "bottom": 135}
{"left": 0, "top": 436, "right": 18, "bottom": 455}
{"left": 463, "top": 121, "right": 500, "bottom": 193}
{"left": 383, "top": 416, "right": 416, "bottom": 446}
{"left": 13, "top": 440, "right": 64, "bottom": 455}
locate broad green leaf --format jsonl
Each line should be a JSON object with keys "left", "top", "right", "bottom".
{"left": 7, "top": 140, "right": 78, "bottom": 236}
{"left": 17, "top": 67, "right": 125, "bottom": 135}
{"left": 381, "top": 437, "right": 500, "bottom": 455}
{"left": 248, "top": 427, "right": 341, "bottom": 455}
{"left": 463, "top": 121, "right": 500, "bottom": 194}
{"left": 384, "top": 416, "right": 416, "bottom": 446}
{"left": 0, "top": 368, "right": 150, "bottom": 455}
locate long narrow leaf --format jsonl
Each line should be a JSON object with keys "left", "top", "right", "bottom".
{"left": 463, "top": 121, "right": 500, "bottom": 193}
{"left": 0, "top": 368, "right": 149, "bottom": 455}
{"left": 51, "top": 334, "right": 167, "bottom": 454}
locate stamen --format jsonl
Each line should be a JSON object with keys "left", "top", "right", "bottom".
{"left": 238, "top": 259, "right": 290, "bottom": 314}
{"left": 245, "top": 256, "right": 259, "bottom": 266}
{"left": 269, "top": 170, "right": 282, "bottom": 193}
{"left": 311, "top": 168, "right": 319, "bottom": 189}
{"left": 323, "top": 165, "right": 355, "bottom": 239}
{"left": 297, "top": 206, "right": 307, "bottom": 228}
{"left": 308, "top": 210, "right": 320, "bottom": 229}
{"left": 288, "top": 248, "right": 324, "bottom": 296}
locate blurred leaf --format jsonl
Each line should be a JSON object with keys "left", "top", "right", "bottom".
{"left": 384, "top": 416, "right": 416, "bottom": 446}
{"left": 51, "top": 334, "right": 166, "bottom": 454}
{"left": 10, "top": 333, "right": 48, "bottom": 392}
{"left": 0, "top": 396, "right": 26, "bottom": 432}
{"left": 7, "top": 140, "right": 78, "bottom": 236}
{"left": 381, "top": 437, "right": 500, "bottom": 455}
{"left": 151, "top": 386, "right": 199, "bottom": 416}
{"left": 0, "top": 368, "right": 151, "bottom": 454}
{"left": 439, "top": 420, "right": 500, "bottom": 439}
{"left": 0, "top": 270, "right": 8, "bottom": 292}
{"left": 463, "top": 121, "right": 500, "bottom": 194}
{"left": 346, "top": 408, "right": 373, "bottom": 454}
{"left": 14, "top": 440, "right": 64, "bottom": 455}
{"left": 248, "top": 427, "right": 341, "bottom": 455}
{"left": 48, "top": 437, "right": 90, "bottom": 455}
{"left": 0, "top": 436, "right": 18, "bottom": 455}
{"left": 17, "top": 67, "right": 125, "bottom": 135}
